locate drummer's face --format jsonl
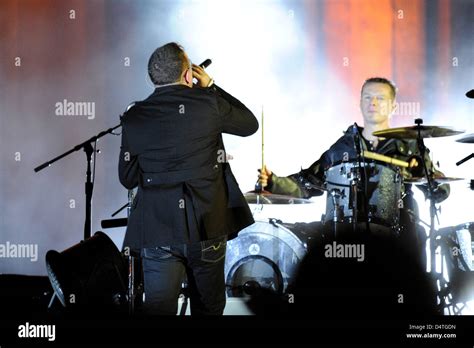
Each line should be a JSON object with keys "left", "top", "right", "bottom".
{"left": 360, "top": 83, "right": 394, "bottom": 126}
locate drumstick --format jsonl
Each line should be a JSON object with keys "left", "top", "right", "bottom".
{"left": 261, "top": 105, "right": 264, "bottom": 171}
{"left": 362, "top": 150, "right": 409, "bottom": 168}
{"left": 254, "top": 106, "right": 265, "bottom": 194}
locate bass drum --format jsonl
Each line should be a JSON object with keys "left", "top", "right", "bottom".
{"left": 225, "top": 219, "right": 321, "bottom": 297}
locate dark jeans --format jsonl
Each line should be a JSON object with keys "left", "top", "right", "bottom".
{"left": 140, "top": 235, "right": 227, "bottom": 316}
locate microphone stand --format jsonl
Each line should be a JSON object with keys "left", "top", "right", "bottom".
{"left": 34, "top": 123, "right": 121, "bottom": 240}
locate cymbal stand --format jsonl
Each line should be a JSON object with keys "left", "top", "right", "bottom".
{"left": 414, "top": 119, "right": 444, "bottom": 308}
{"left": 352, "top": 124, "right": 368, "bottom": 234}
{"left": 456, "top": 153, "right": 474, "bottom": 166}
{"left": 350, "top": 172, "right": 359, "bottom": 234}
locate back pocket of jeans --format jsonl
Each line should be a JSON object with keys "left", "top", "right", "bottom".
{"left": 201, "top": 236, "right": 227, "bottom": 263}
{"left": 142, "top": 246, "right": 172, "bottom": 260}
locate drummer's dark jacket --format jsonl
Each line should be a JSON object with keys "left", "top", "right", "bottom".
{"left": 269, "top": 125, "right": 450, "bottom": 206}
{"left": 118, "top": 84, "right": 258, "bottom": 251}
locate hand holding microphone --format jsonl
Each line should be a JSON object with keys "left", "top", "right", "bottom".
{"left": 192, "top": 59, "right": 214, "bottom": 88}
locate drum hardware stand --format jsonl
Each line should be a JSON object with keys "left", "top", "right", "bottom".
{"left": 406, "top": 210, "right": 431, "bottom": 229}
{"left": 350, "top": 176, "right": 359, "bottom": 234}
{"left": 456, "top": 153, "right": 474, "bottom": 166}
{"left": 351, "top": 123, "right": 370, "bottom": 234}
{"left": 433, "top": 232, "right": 452, "bottom": 312}
{"left": 414, "top": 119, "right": 440, "bottom": 275}
{"left": 107, "top": 189, "right": 139, "bottom": 315}
{"left": 34, "top": 122, "right": 122, "bottom": 240}
{"left": 413, "top": 119, "right": 446, "bottom": 309}
{"left": 269, "top": 217, "right": 284, "bottom": 227}
{"left": 330, "top": 189, "right": 343, "bottom": 239}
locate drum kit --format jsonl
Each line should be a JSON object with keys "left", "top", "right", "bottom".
{"left": 225, "top": 120, "right": 474, "bottom": 314}
{"left": 94, "top": 120, "right": 473, "bottom": 315}
{"left": 41, "top": 95, "right": 473, "bottom": 316}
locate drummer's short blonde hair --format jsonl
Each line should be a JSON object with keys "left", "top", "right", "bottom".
{"left": 361, "top": 77, "right": 397, "bottom": 99}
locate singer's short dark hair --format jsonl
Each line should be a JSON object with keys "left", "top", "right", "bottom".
{"left": 148, "top": 42, "right": 190, "bottom": 85}
{"left": 361, "top": 77, "right": 397, "bottom": 99}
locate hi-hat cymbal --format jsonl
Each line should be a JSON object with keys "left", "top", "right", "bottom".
{"left": 373, "top": 126, "right": 465, "bottom": 139}
{"left": 404, "top": 176, "right": 464, "bottom": 185}
{"left": 244, "top": 192, "right": 313, "bottom": 204}
{"left": 456, "top": 133, "right": 474, "bottom": 144}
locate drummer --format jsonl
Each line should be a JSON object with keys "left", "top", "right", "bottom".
{"left": 258, "top": 77, "right": 449, "bottom": 207}
{"left": 258, "top": 77, "right": 450, "bottom": 263}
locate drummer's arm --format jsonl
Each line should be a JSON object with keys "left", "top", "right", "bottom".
{"left": 267, "top": 174, "right": 306, "bottom": 198}
{"left": 268, "top": 160, "right": 326, "bottom": 199}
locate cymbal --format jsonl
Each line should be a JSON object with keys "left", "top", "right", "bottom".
{"left": 404, "top": 176, "right": 464, "bottom": 185}
{"left": 244, "top": 192, "right": 313, "bottom": 204}
{"left": 456, "top": 133, "right": 474, "bottom": 144}
{"left": 373, "top": 126, "right": 464, "bottom": 139}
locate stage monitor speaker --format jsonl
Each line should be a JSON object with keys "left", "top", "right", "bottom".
{"left": 45, "top": 231, "right": 127, "bottom": 310}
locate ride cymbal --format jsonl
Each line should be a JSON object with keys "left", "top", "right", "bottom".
{"left": 373, "top": 126, "right": 464, "bottom": 139}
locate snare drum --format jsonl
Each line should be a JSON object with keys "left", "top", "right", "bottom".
{"left": 323, "top": 162, "right": 401, "bottom": 230}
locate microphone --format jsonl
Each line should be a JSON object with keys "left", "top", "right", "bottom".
{"left": 126, "top": 102, "right": 135, "bottom": 111}
{"left": 199, "top": 59, "right": 212, "bottom": 69}
{"left": 466, "top": 89, "right": 474, "bottom": 99}
{"left": 120, "top": 102, "right": 136, "bottom": 123}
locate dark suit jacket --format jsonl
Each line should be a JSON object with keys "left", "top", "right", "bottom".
{"left": 118, "top": 84, "right": 258, "bottom": 251}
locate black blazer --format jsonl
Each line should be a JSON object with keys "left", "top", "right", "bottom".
{"left": 118, "top": 84, "right": 258, "bottom": 251}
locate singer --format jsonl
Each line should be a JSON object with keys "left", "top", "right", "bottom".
{"left": 118, "top": 42, "right": 258, "bottom": 315}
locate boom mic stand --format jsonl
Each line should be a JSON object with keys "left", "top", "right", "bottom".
{"left": 34, "top": 123, "right": 122, "bottom": 240}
